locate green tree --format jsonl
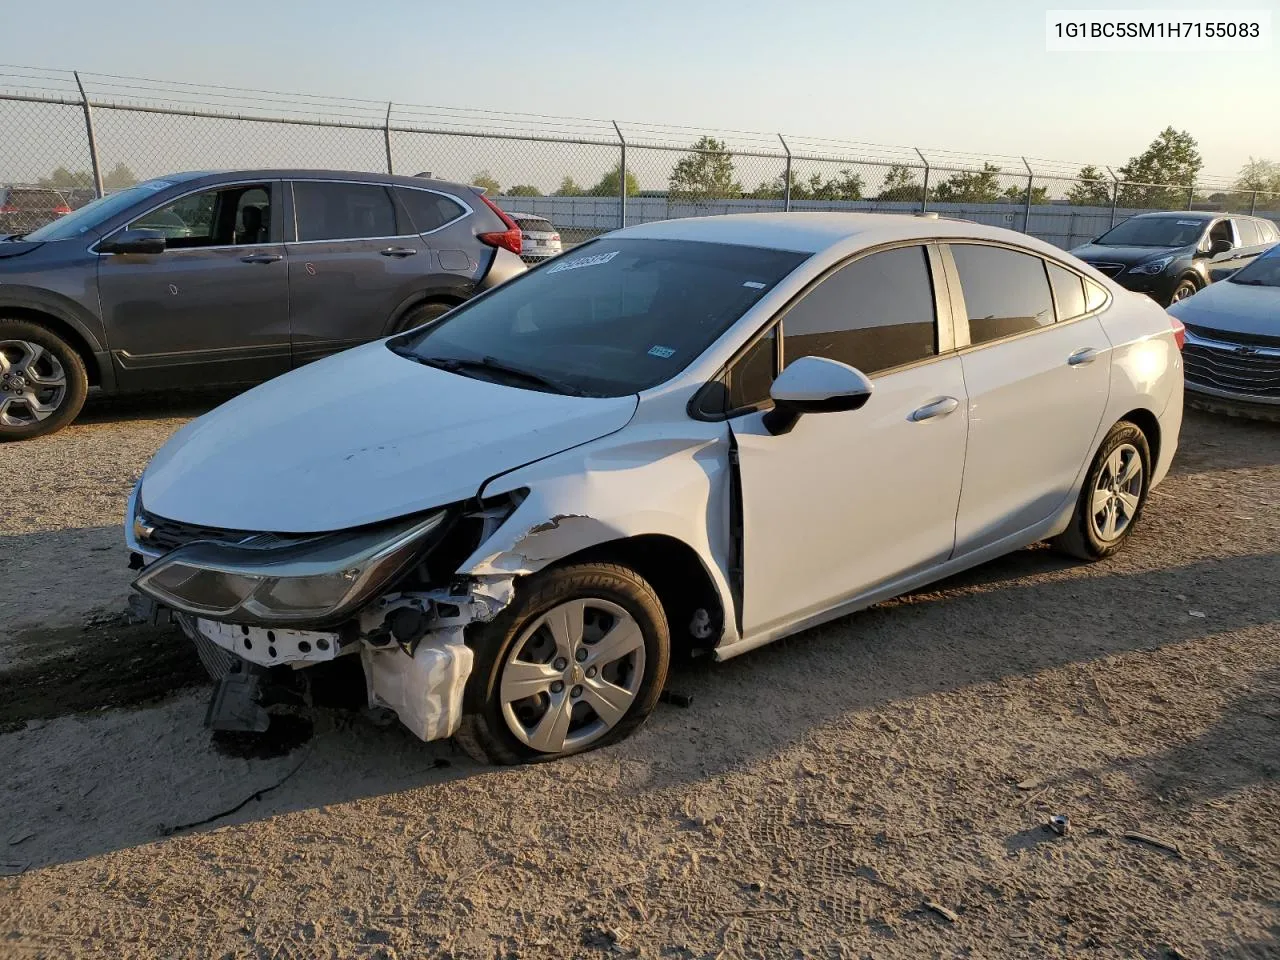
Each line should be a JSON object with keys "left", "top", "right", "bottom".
{"left": 38, "top": 166, "right": 94, "bottom": 190}
{"left": 102, "top": 163, "right": 137, "bottom": 189}
{"left": 932, "top": 163, "right": 1002, "bottom": 203}
{"left": 1002, "top": 183, "right": 1049, "bottom": 205}
{"left": 553, "top": 176, "right": 584, "bottom": 197}
{"left": 876, "top": 164, "right": 924, "bottom": 203}
{"left": 586, "top": 163, "right": 639, "bottom": 198}
{"left": 470, "top": 171, "right": 501, "bottom": 194}
{"left": 668, "top": 136, "right": 742, "bottom": 201}
{"left": 1234, "top": 157, "right": 1280, "bottom": 194}
{"left": 506, "top": 184, "right": 542, "bottom": 197}
{"left": 805, "top": 169, "right": 864, "bottom": 201}
{"left": 1116, "top": 127, "right": 1202, "bottom": 208}
{"left": 1066, "top": 165, "right": 1114, "bottom": 207}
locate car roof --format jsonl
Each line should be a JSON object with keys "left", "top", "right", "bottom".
{"left": 153, "top": 169, "right": 478, "bottom": 194}
{"left": 614, "top": 211, "right": 1068, "bottom": 255}
{"left": 1130, "top": 210, "right": 1219, "bottom": 220}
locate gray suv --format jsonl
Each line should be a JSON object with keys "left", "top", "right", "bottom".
{"left": 0, "top": 169, "right": 526, "bottom": 440}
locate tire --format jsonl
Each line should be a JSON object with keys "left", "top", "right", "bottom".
{"left": 1166, "top": 278, "right": 1198, "bottom": 306}
{"left": 455, "top": 562, "right": 670, "bottom": 765}
{"left": 0, "top": 319, "right": 88, "bottom": 441}
{"left": 394, "top": 300, "right": 453, "bottom": 334}
{"left": 1052, "top": 421, "right": 1152, "bottom": 561}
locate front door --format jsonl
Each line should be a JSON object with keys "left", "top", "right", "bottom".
{"left": 729, "top": 244, "right": 969, "bottom": 640}
{"left": 97, "top": 180, "right": 290, "bottom": 390}
{"left": 286, "top": 180, "right": 429, "bottom": 366}
{"left": 945, "top": 243, "right": 1112, "bottom": 554}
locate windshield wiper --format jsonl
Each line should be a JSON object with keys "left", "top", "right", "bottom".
{"left": 408, "top": 352, "right": 585, "bottom": 396}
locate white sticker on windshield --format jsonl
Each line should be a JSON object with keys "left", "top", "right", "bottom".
{"left": 141, "top": 180, "right": 174, "bottom": 192}
{"left": 742, "top": 281, "right": 767, "bottom": 289}
{"left": 648, "top": 345, "right": 676, "bottom": 359}
{"left": 546, "top": 250, "right": 619, "bottom": 275}
{"left": 1176, "top": 220, "right": 1200, "bottom": 226}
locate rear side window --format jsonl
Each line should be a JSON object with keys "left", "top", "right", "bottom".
{"left": 294, "top": 182, "right": 396, "bottom": 242}
{"left": 1234, "top": 219, "right": 1261, "bottom": 246}
{"left": 1084, "top": 278, "right": 1108, "bottom": 312}
{"left": 1047, "top": 262, "right": 1087, "bottom": 320}
{"left": 396, "top": 188, "right": 465, "bottom": 233}
{"left": 1261, "top": 220, "right": 1279, "bottom": 243}
{"left": 781, "top": 245, "right": 937, "bottom": 376}
{"left": 951, "top": 244, "right": 1054, "bottom": 345}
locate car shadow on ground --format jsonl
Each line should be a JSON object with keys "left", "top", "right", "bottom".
{"left": 77, "top": 385, "right": 247, "bottom": 424}
{"left": 2, "top": 546, "right": 1277, "bottom": 871}
{"left": 1170, "top": 409, "right": 1280, "bottom": 477}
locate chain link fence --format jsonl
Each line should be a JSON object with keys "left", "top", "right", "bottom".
{"left": 2, "top": 67, "right": 1276, "bottom": 251}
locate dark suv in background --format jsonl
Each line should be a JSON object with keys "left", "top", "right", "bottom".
{"left": 0, "top": 169, "right": 525, "bottom": 440}
{"left": 1070, "top": 210, "right": 1279, "bottom": 306}
{"left": 0, "top": 185, "right": 73, "bottom": 236}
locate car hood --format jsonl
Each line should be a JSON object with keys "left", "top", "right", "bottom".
{"left": 1168, "top": 280, "right": 1280, "bottom": 338}
{"left": 0, "top": 239, "right": 45, "bottom": 260}
{"left": 1070, "top": 243, "right": 1186, "bottom": 267}
{"left": 140, "top": 341, "right": 639, "bottom": 532}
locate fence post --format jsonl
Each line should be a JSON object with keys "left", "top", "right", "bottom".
{"left": 1250, "top": 191, "right": 1258, "bottom": 215}
{"left": 1186, "top": 182, "right": 1195, "bottom": 210}
{"left": 778, "top": 134, "right": 792, "bottom": 212}
{"left": 914, "top": 147, "right": 930, "bottom": 213}
{"left": 384, "top": 103, "right": 394, "bottom": 175}
{"left": 73, "top": 72, "right": 103, "bottom": 199}
{"left": 1022, "top": 157, "right": 1034, "bottom": 234}
{"left": 1107, "top": 166, "right": 1120, "bottom": 228}
{"left": 612, "top": 120, "right": 626, "bottom": 228}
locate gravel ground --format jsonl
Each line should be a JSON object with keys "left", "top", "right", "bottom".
{"left": 0, "top": 397, "right": 1277, "bottom": 959}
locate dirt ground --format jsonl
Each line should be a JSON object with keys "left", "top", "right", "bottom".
{"left": 0, "top": 393, "right": 1277, "bottom": 959}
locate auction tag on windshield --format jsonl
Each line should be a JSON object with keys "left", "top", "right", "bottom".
{"left": 1176, "top": 220, "right": 1200, "bottom": 226}
{"left": 546, "top": 250, "right": 619, "bottom": 275}
{"left": 648, "top": 345, "right": 676, "bottom": 358}
{"left": 141, "top": 180, "right": 174, "bottom": 192}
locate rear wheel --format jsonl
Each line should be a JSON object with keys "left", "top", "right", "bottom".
{"left": 394, "top": 300, "right": 453, "bottom": 334}
{"left": 1052, "top": 421, "right": 1151, "bottom": 561}
{"left": 455, "top": 562, "right": 670, "bottom": 765}
{"left": 0, "top": 319, "right": 88, "bottom": 441}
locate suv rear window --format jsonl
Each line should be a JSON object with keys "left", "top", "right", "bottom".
{"left": 516, "top": 218, "right": 554, "bottom": 233}
{"left": 395, "top": 187, "right": 466, "bottom": 234}
{"left": 4, "top": 188, "right": 64, "bottom": 209}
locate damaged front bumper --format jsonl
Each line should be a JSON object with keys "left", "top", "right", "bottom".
{"left": 124, "top": 483, "right": 519, "bottom": 743}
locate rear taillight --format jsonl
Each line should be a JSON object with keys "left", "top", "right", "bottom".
{"left": 1170, "top": 316, "right": 1186, "bottom": 351}
{"left": 476, "top": 194, "right": 522, "bottom": 255}
{"left": 0, "top": 204, "right": 16, "bottom": 214}
{"left": 552, "top": 234, "right": 561, "bottom": 241}
{"left": 53, "top": 205, "right": 72, "bottom": 215}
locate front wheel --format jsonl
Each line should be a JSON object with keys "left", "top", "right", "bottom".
{"left": 1167, "top": 278, "right": 1198, "bottom": 305}
{"left": 0, "top": 320, "right": 89, "bottom": 441}
{"left": 1052, "top": 421, "right": 1151, "bottom": 561}
{"left": 455, "top": 563, "right": 670, "bottom": 764}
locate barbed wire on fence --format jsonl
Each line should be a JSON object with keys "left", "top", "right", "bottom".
{"left": 1, "top": 64, "right": 1276, "bottom": 250}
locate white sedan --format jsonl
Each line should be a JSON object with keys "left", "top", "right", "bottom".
{"left": 125, "top": 213, "right": 1184, "bottom": 763}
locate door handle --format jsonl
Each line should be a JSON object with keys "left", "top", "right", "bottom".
{"left": 380, "top": 247, "right": 419, "bottom": 258}
{"left": 910, "top": 396, "right": 960, "bottom": 422}
{"left": 1067, "top": 347, "right": 1099, "bottom": 366}
{"left": 240, "top": 253, "right": 282, "bottom": 264}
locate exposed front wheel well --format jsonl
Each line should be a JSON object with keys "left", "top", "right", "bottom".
{"left": 391, "top": 296, "right": 465, "bottom": 334}
{"left": 0, "top": 307, "right": 100, "bottom": 386}
{"left": 542, "top": 534, "right": 725, "bottom": 656}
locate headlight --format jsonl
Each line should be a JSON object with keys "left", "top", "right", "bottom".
{"left": 133, "top": 511, "right": 447, "bottom": 626}
{"left": 1128, "top": 256, "right": 1174, "bottom": 276}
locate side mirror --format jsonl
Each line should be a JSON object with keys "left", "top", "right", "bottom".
{"left": 1207, "top": 237, "right": 1233, "bottom": 257}
{"left": 99, "top": 229, "right": 166, "bottom": 255}
{"left": 762, "top": 356, "right": 873, "bottom": 436}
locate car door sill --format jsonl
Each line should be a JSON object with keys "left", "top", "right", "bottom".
{"left": 713, "top": 511, "right": 1068, "bottom": 663}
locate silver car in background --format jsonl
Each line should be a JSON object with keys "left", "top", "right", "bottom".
{"left": 513, "top": 214, "right": 562, "bottom": 262}
{"left": 1169, "top": 243, "right": 1280, "bottom": 422}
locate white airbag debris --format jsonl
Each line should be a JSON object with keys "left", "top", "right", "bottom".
{"left": 362, "top": 632, "right": 474, "bottom": 742}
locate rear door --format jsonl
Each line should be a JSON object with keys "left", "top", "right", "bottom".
{"left": 1214, "top": 218, "right": 1270, "bottom": 275}
{"left": 286, "top": 180, "right": 428, "bottom": 366}
{"left": 96, "top": 180, "right": 290, "bottom": 390}
{"left": 945, "top": 243, "right": 1111, "bottom": 555}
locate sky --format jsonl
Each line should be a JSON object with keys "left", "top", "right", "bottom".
{"left": 1, "top": 0, "right": 1277, "bottom": 180}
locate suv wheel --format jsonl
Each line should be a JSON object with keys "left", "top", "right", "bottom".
{"left": 0, "top": 320, "right": 88, "bottom": 441}
{"left": 456, "top": 562, "right": 670, "bottom": 764}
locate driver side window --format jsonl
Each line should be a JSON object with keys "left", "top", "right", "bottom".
{"left": 1207, "top": 219, "right": 1233, "bottom": 249}
{"left": 128, "top": 184, "right": 273, "bottom": 249}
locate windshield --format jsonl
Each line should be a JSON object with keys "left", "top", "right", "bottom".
{"left": 21, "top": 180, "right": 175, "bottom": 241}
{"left": 1095, "top": 217, "right": 1205, "bottom": 248}
{"left": 394, "top": 238, "right": 808, "bottom": 397}
{"left": 1229, "top": 247, "right": 1280, "bottom": 288}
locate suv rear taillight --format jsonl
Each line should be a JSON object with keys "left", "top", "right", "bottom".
{"left": 476, "top": 194, "right": 522, "bottom": 255}
{"left": 0, "top": 204, "right": 16, "bottom": 214}
{"left": 53, "top": 204, "right": 72, "bottom": 215}
{"left": 1170, "top": 316, "right": 1186, "bottom": 351}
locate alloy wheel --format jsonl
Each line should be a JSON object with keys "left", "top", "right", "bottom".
{"left": 499, "top": 597, "right": 646, "bottom": 754}
{"left": 0, "top": 340, "right": 67, "bottom": 427}
{"left": 1090, "top": 442, "right": 1143, "bottom": 542}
